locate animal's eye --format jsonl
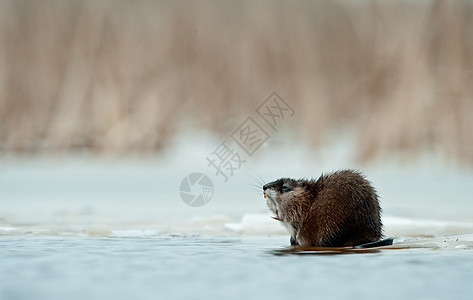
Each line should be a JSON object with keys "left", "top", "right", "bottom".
{"left": 282, "top": 185, "right": 291, "bottom": 192}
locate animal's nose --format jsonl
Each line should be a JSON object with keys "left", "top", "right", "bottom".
{"left": 263, "top": 184, "right": 268, "bottom": 191}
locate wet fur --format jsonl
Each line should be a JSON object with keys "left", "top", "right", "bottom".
{"left": 263, "top": 170, "right": 382, "bottom": 247}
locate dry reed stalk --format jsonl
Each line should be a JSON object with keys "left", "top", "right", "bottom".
{"left": 0, "top": 0, "right": 472, "bottom": 163}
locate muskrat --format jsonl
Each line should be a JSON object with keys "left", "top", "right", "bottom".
{"left": 263, "top": 170, "right": 382, "bottom": 247}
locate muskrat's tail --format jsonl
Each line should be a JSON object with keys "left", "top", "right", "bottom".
{"left": 355, "top": 238, "right": 394, "bottom": 248}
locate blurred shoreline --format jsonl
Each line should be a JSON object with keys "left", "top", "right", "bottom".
{"left": 0, "top": 0, "right": 472, "bottom": 164}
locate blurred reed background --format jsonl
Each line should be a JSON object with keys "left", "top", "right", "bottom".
{"left": 0, "top": 0, "right": 472, "bottom": 163}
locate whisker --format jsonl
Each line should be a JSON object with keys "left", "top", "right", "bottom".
{"left": 255, "top": 172, "right": 267, "bottom": 186}
{"left": 241, "top": 179, "right": 263, "bottom": 190}
{"left": 245, "top": 173, "right": 265, "bottom": 189}
{"left": 250, "top": 174, "right": 263, "bottom": 186}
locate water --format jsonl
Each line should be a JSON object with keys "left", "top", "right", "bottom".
{"left": 1, "top": 236, "right": 473, "bottom": 300}
{"left": 1, "top": 136, "right": 473, "bottom": 299}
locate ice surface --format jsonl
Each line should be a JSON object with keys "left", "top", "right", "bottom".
{"left": 1, "top": 131, "right": 472, "bottom": 242}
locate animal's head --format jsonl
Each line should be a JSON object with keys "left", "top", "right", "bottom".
{"left": 263, "top": 178, "right": 312, "bottom": 222}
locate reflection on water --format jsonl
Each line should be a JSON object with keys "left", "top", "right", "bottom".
{"left": 270, "top": 247, "right": 383, "bottom": 256}
{"left": 270, "top": 238, "right": 396, "bottom": 256}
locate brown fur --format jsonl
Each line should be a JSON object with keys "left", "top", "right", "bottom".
{"left": 263, "top": 170, "right": 382, "bottom": 247}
